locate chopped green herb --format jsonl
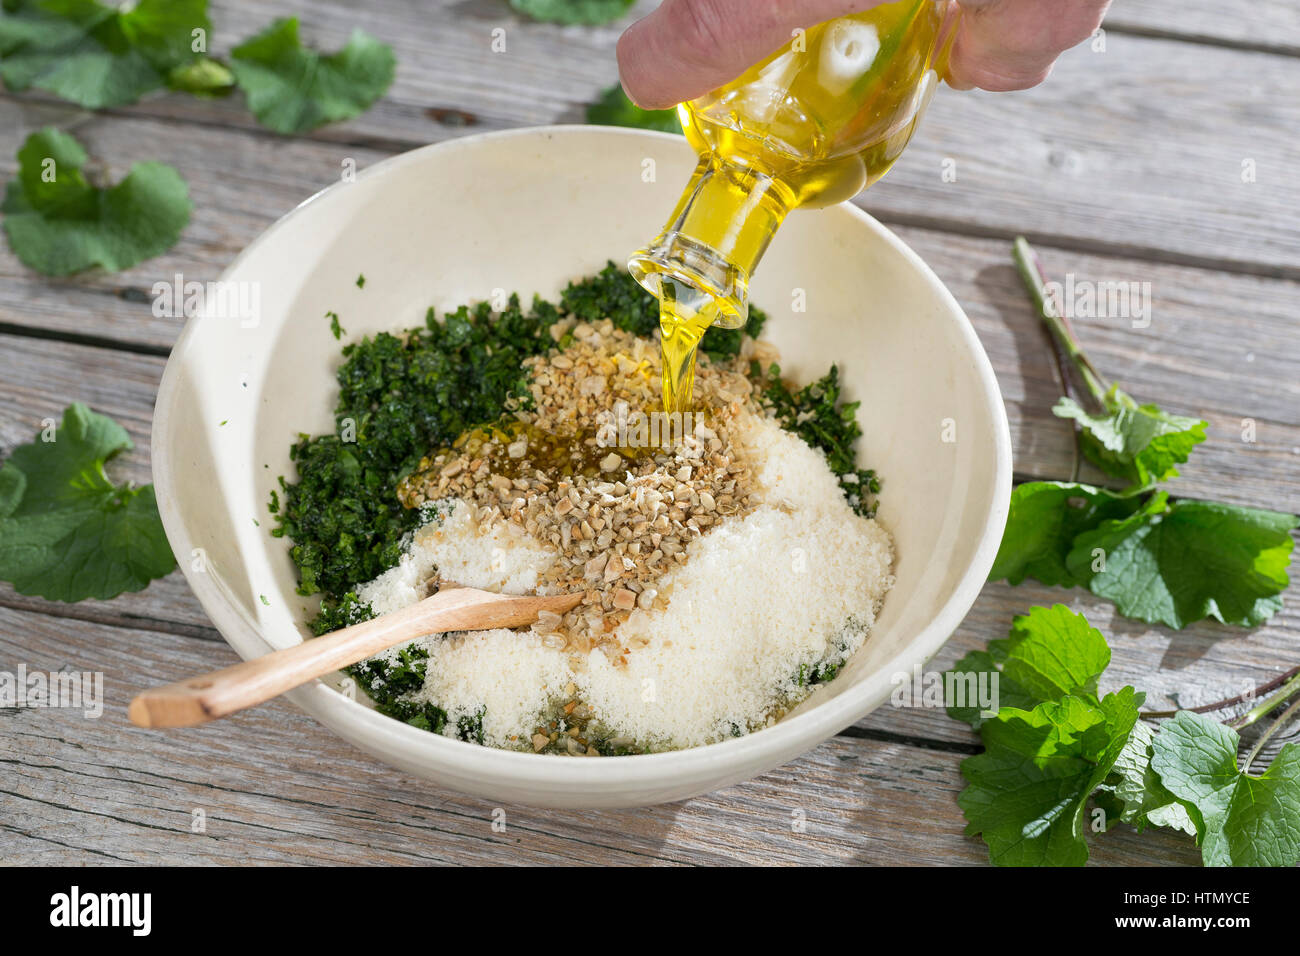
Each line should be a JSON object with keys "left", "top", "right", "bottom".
{"left": 349, "top": 645, "right": 449, "bottom": 735}
{"left": 309, "top": 590, "right": 373, "bottom": 636}
{"left": 0, "top": 403, "right": 175, "bottom": 601}
{"left": 355, "top": 274, "right": 365, "bottom": 289}
{"left": 457, "top": 707, "right": 487, "bottom": 745}
{"left": 2, "top": 127, "right": 191, "bottom": 276}
{"left": 753, "top": 362, "right": 880, "bottom": 516}
{"left": 259, "top": 594, "right": 269, "bottom": 606}
{"left": 340, "top": 613, "right": 487, "bottom": 743}
{"left": 326, "top": 310, "right": 344, "bottom": 340}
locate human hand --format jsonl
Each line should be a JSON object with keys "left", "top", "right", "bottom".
{"left": 617, "top": 0, "right": 1113, "bottom": 108}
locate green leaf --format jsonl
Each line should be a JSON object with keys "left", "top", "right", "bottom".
{"left": 1151, "top": 710, "right": 1300, "bottom": 866}
{"left": 510, "top": 0, "right": 635, "bottom": 26}
{"left": 1068, "top": 494, "right": 1298, "bottom": 628}
{"left": 1103, "top": 718, "right": 1198, "bottom": 836}
{"left": 959, "top": 687, "right": 1141, "bottom": 866}
{"left": 947, "top": 604, "right": 1111, "bottom": 729}
{"left": 586, "top": 83, "right": 682, "bottom": 134}
{"left": 0, "top": 0, "right": 211, "bottom": 108}
{"left": 0, "top": 463, "right": 24, "bottom": 517}
{"left": 1054, "top": 387, "right": 1206, "bottom": 493}
{"left": 229, "top": 18, "right": 395, "bottom": 134}
{"left": 0, "top": 403, "right": 176, "bottom": 601}
{"left": 954, "top": 606, "right": 1143, "bottom": 865}
{"left": 989, "top": 481, "right": 1141, "bottom": 587}
{"left": 3, "top": 127, "right": 191, "bottom": 275}
{"left": 15, "top": 124, "right": 95, "bottom": 217}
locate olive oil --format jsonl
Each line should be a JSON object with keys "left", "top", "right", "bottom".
{"left": 631, "top": 0, "right": 956, "bottom": 413}
{"left": 658, "top": 275, "right": 721, "bottom": 413}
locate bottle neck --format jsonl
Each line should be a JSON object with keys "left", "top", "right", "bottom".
{"left": 629, "top": 157, "right": 792, "bottom": 329}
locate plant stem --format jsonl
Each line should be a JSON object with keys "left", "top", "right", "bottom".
{"left": 1228, "top": 667, "right": 1300, "bottom": 731}
{"left": 1012, "top": 237, "right": 1110, "bottom": 409}
{"left": 1243, "top": 695, "right": 1300, "bottom": 774}
{"left": 1141, "top": 665, "right": 1300, "bottom": 721}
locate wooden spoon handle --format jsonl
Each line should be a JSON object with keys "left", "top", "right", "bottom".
{"left": 128, "top": 587, "right": 579, "bottom": 729}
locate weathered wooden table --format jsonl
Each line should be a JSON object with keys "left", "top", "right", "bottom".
{"left": 2, "top": 0, "right": 1297, "bottom": 866}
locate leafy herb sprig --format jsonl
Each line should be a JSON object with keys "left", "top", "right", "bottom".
{"left": 991, "top": 239, "right": 1298, "bottom": 629}
{"left": 949, "top": 604, "right": 1300, "bottom": 867}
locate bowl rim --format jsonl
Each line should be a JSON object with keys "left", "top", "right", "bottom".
{"left": 152, "top": 124, "right": 1012, "bottom": 791}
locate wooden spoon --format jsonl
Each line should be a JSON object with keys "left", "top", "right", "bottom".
{"left": 128, "top": 585, "right": 581, "bottom": 729}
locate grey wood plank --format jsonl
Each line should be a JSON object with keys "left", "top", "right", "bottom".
{"left": 1105, "top": 0, "right": 1300, "bottom": 53}
{"left": 0, "top": 0, "right": 1293, "bottom": 870}
{"left": 0, "top": 605, "right": 1201, "bottom": 865}
{"left": 0, "top": 332, "right": 1288, "bottom": 863}
{"left": 4, "top": 4, "right": 1295, "bottom": 275}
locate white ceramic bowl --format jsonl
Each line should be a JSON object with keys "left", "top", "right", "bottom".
{"left": 153, "top": 126, "right": 1011, "bottom": 808}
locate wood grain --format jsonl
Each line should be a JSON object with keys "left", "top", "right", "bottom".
{"left": 1, "top": 0, "right": 1297, "bottom": 867}
{"left": 0, "top": 605, "right": 1202, "bottom": 866}
{"left": 5, "top": 5, "right": 1297, "bottom": 276}
{"left": 1104, "top": 0, "right": 1300, "bottom": 54}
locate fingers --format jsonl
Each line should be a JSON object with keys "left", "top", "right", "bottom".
{"left": 945, "top": 0, "right": 1111, "bottom": 91}
{"left": 617, "top": 0, "right": 881, "bottom": 109}
{"left": 616, "top": 0, "right": 1113, "bottom": 107}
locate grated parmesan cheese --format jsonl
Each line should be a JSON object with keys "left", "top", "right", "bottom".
{"left": 576, "top": 428, "right": 895, "bottom": 748}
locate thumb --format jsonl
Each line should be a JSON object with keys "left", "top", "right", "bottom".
{"left": 946, "top": 0, "right": 1111, "bottom": 91}
{"left": 617, "top": 0, "right": 884, "bottom": 110}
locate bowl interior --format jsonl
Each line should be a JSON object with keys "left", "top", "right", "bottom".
{"left": 153, "top": 126, "right": 1009, "bottom": 806}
